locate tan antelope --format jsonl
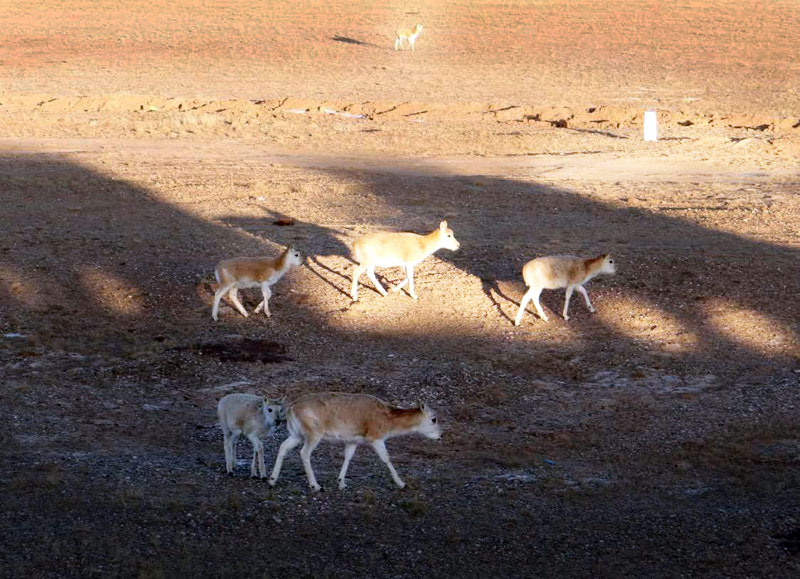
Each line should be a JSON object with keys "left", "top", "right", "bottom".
{"left": 395, "top": 23, "right": 423, "bottom": 51}
{"left": 268, "top": 393, "right": 442, "bottom": 491}
{"left": 350, "top": 220, "right": 460, "bottom": 301}
{"left": 211, "top": 245, "right": 303, "bottom": 321}
{"left": 217, "top": 393, "right": 284, "bottom": 478}
{"left": 514, "top": 254, "right": 616, "bottom": 326}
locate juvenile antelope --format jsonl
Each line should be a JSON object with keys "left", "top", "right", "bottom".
{"left": 217, "top": 393, "right": 284, "bottom": 479}
{"left": 211, "top": 244, "right": 303, "bottom": 321}
{"left": 394, "top": 23, "right": 423, "bottom": 51}
{"left": 350, "top": 220, "right": 460, "bottom": 301}
{"left": 514, "top": 253, "right": 616, "bottom": 326}
{"left": 268, "top": 393, "right": 442, "bottom": 491}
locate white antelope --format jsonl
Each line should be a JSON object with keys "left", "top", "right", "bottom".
{"left": 350, "top": 220, "right": 460, "bottom": 301}
{"left": 394, "top": 23, "right": 423, "bottom": 51}
{"left": 211, "top": 244, "right": 303, "bottom": 321}
{"left": 217, "top": 393, "right": 284, "bottom": 478}
{"left": 268, "top": 393, "right": 442, "bottom": 491}
{"left": 514, "top": 253, "right": 616, "bottom": 326}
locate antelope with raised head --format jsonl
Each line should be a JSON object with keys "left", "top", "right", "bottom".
{"left": 268, "top": 393, "right": 442, "bottom": 491}
{"left": 394, "top": 23, "right": 423, "bottom": 51}
{"left": 514, "top": 253, "right": 616, "bottom": 326}
{"left": 350, "top": 220, "right": 460, "bottom": 302}
{"left": 211, "top": 244, "right": 303, "bottom": 321}
{"left": 217, "top": 393, "right": 285, "bottom": 478}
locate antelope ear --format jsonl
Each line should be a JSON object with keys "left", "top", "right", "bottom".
{"left": 439, "top": 220, "right": 447, "bottom": 230}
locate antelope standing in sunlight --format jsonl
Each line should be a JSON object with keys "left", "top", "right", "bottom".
{"left": 394, "top": 23, "right": 423, "bottom": 51}
{"left": 350, "top": 220, "right": 460, "bottom": 302}
{"left": 211, "top": 244, "right": 303, "bottom": 321}
{"left": 269, "top": 393, "right": 442, "bottom": 491}
{"left": 514, "top": 253, "right": 616, "bottom": 326}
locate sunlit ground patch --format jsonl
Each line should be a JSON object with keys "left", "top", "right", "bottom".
{"left": 703, "top": 298, "right": 799, "bottom": 355}
{"left": 595, "top": 295, "right": 699, "bottom": 353}
{"left": 0, "top": 265, "right": 41, "bottom": 308}
{"left": 79, "top": 267, "right": 144, "bottom": 316}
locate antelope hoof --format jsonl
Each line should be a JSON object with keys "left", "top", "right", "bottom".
{"left": 396, "top": 481, "right": 407, "bottom": 490}
{"left": 338, "top": 480, "right": 347, "bottom": 490}
{"left": 310, "top": 484, "right": 322, "bottom": 492}
{"left": 268, "top": 478, "right": 277, "bottom": 487}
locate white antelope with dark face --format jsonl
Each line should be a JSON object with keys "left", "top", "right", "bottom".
{"left": 514, "top": 253, "right": 616, "bottom": 326}
{"left": 350, "top": 220, "right": 460, "bottom": 302}
{"left": 394, "top": 23, "right": 423, "bottom": 51}
{"left": 211, "top": 245, "right": 303, "bottom": 321}
{"left": 268, "top": 393, "right": 442, "bottom": 491}
{"left": 217, "top": 393, "right": 284, "bottom": 479}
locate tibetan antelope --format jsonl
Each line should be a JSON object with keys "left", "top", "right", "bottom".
{"left": 268, "top": 393, "right": 442, "bottom": 491}
{"left": 514, "top": 253, "right": 616, "bottom": 326}
{"left": 350, "top": 220, "right": 460, "bottom": 301}
{"left": 211, "top": 244, "right": 303, "bottom": 321}
{"left": 395, "top": 23, "right": 423, "bottom": 51}
{"left": 217, "top": 393, "right": 285, "bottom": 478}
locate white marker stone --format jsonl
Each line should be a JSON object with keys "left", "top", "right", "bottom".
{"left": 644, "top": 109, "right": 658, "bottom": 141}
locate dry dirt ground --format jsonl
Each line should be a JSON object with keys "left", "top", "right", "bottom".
{"left": 1, "top": 1, "right": 799, "bottom": 577}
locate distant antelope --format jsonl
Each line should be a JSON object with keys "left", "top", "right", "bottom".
{"left": 217, "top": 393, "right": 284, "bottom": 478}
{"left": 395, "top": 23, "right": 423, "bottom": 51}
{"left": 514, "top": 254, "right": 616, "bottom": 326}
{"left": 268, "top": 393, "right": 442, "bottom": 491}
{"left": 211, "top": 245, "right": 303, "bottom": 321}
{"left": 350, "top": 220, "right": 460, "bottom": 301}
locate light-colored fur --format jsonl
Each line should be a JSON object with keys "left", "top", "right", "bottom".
{"left": 212, "top": 244, "right": 303, "bottom": 321}
{"left": 350, "top": 220, "right": 460, "bottom": 301}
{"left": 395, "top": 23, "right": 423, "bottom": 51}
{"left": 514, "top": 253, "right": 616, "bottom": 326}
{"left": 217, "top": 393, "right": 284, "bottom": 478}
{"left": 268, "top": 393, "right": 442, "bottom": 491}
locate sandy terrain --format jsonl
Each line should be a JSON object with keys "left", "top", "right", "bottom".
{"left": 1, "top": 1, "right": 799, "bottom": 577}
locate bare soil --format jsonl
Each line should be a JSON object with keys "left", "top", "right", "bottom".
{"left": 1, "top": 1, "right": 799, "bottom": 577}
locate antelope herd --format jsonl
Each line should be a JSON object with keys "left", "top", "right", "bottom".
{"left": 203, "top": 21, "right": 622, "bottom": 491}
{"left": 211, "top": 219, "right": 617, "bottom": 490}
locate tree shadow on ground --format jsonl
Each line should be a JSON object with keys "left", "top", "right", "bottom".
{"left": 0, "top": 155, "right": 274, "bottom": 353}
{"left": 299, "top": 159, "right": 799, "bottom": 372}
{"left": 0, "top": 152, "right": 797, "bottom": 374}
{"left": 2, "top": 152, "right": 798, "bottom": 579}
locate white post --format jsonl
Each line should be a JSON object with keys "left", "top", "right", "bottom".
{"left": 643, "top": 110, "right": 658, "bottom": 141}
